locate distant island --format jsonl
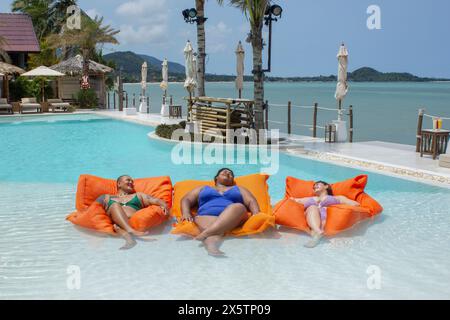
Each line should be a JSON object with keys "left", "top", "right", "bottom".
{"left": 103, "top": 51, "right": 450, "bottom": 83}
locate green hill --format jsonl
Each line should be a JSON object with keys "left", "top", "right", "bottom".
{"left": 103, "top": 51, "right": 449, "bottom": 83}
{"left": 103, "top": 51, "right": 185, "bottom": 82}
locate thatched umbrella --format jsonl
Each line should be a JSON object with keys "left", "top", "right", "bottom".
{"left": 0, "top": 61, "right": 25, "bottom": 100}
{"left": 49, "top": 54, "right": 113, "bottom": 75}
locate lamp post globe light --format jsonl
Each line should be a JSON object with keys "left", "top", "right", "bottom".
{"left": 182, "top": 8, "right": 207, "bottom": 24}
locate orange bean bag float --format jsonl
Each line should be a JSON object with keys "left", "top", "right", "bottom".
{"left": 66, "top": 174, "right": 173, "bottom": 235}
{"left": 273, "top": 174, "right": 383, "bottom": 236}
{"left": 170, "top": 173, "right": 275, "bottom": 237}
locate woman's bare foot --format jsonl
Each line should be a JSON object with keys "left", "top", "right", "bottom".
{"left": 204, "top": 241, "right": 225, "bottom": 257}
{"left": 304, "top": 231, "right": 323, "bottom": 248}
{"left": 114, "top": 225, "right": 137, "bottom": 250}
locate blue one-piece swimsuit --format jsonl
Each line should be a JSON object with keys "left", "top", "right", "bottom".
{"left": 197, "top": 186, "right": 244, "bottom": 217}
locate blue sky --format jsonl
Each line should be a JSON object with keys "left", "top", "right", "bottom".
{"left": 1, "top": 0, "right": 449, "bottom": 77}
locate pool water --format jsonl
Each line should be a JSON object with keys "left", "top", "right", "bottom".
{"left": 0, "top": 114, "right": 449, "bottom": 299}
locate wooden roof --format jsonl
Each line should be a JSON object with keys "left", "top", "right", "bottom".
{"left": 0, "top": 13, "right": 40, "bottom": 53}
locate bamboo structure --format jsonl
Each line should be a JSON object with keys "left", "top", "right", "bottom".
{"left": 189, "top": 97, "right": 255, "bottom": 142}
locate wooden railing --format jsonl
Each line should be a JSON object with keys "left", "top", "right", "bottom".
{"left": 266, "top": 101, "right": 354, "bottom": 142}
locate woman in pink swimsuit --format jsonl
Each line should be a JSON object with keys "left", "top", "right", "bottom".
{"left": 290, "top": 181, "right": 360, "bottom": 248}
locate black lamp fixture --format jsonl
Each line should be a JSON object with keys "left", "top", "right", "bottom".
{"left": 262, "top": 4, "right": 283, "bottom": 73}
{"left": 182, "top": 8, "right": 208, "bottom": 24}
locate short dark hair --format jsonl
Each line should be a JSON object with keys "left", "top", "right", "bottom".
{"left": 314, "top": 180, "right": 333, "bottom": 195}
{"left": 117, "top": 175, "right": 131, "bottom": 186}
{"left": 214, "top": 168, "right": 235, "bottom": 182}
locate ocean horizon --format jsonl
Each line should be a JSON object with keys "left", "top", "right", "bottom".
{"left": 115, "top": 81, "right": 450, "bottom": 146}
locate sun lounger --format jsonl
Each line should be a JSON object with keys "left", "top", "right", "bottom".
{"left": 0, "top": 98, "right": 13, "bottom": 114}
{"left": 439, "top": 154, "right": 450, "bottom": 169}
{"left": 20, "top": 98, "right": 42, "bottom": 114}
{"left": 47, "top": 99, "right": 71, "bottom": 112}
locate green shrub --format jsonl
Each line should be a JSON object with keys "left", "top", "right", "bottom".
{"left": 73, "top": 89, "right": 99, "bottom": 109}
{"left": 9, "top": 77, "right": 54, "bottom": 102}
{"left": 155, "top": 124, "right": 184, "bottom": 140}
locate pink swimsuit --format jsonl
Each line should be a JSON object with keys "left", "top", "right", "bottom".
{"left": 304, "top": 196, "right": 340, "bottom": 222}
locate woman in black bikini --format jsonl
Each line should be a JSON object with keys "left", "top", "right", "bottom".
{"left": 96, "top": 175, "right": 169, "bottom": 250}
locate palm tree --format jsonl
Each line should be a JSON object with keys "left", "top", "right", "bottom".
{"left": 12, "top": 0, "right": 77, "bottom": 37}
{"left": 47, "top": 14, "right": 119, "bottom": 87}
{"left": 11, "top": 0, "right": 53, "bottom": 40}
{"left": 222, "top": 0, "right": 269, "bottom": 130}
{"left": 193, "top": 0, "right": 207, "bottom": 97}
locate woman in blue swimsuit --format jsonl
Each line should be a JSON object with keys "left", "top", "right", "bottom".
{"left": 96, "top": 175, "right": 169, "bottom": 250}
{"left": 290, "top": 181, "right": 359, "bottom": 248}
{"left": 181, "top": 168, "right": 260, "bottom": 256}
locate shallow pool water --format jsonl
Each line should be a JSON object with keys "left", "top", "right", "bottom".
{"left": 0, "top": 114, "right": 449, "bottom": 299}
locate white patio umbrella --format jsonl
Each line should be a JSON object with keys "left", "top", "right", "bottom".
{"left": 21, "top": 66, "right": 65, "bottom": 102}
{"left": 235, "top": 41, "right": 245, "bottom": 98}
{"left": 334, "top": 43, "right": 349, "bottom": 121}
{"left": 160, "top": 58, "right": 168, "bottom": 98}
{"left": 184, "top": 41, "right": 197, "bottom": 94}
{"left": 139, "top": 62, "right": 147, "bottom": 113}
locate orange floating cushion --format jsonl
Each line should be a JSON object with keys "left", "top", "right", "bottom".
{"left": 76, "top": 174, "right": 173, "bottom": 211}
{"left": 275, "top": 175, "right": 382, "bottom": 235}
{"left": 67, "top": 202, "right": 115, "bottom": 235}
{"left": 67, "top": 174, "right": 173, "bottom": 234}
{"left": 285, "top": 174, "right": 368, "bottom": 200}
{"left": 171, "top": 174, "right": 274, "bottom": 237}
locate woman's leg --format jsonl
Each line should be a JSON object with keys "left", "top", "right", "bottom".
{"left": 107, "top": 203, "right": 148, "bottom": 237}
{"left": 304, "top": 205, "right": 323, "bottom": 248}
{"left": 113, "top": 224, "right": 137, "bottom": 250}
{"left": 195, "top": 203, "right": 248, "bottom": 241}
{"left": 195, "top": 216, "right": 224, "bottom": 256}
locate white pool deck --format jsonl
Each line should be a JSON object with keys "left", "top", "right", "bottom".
{"left": 3, "top": 110, "right": 450, "bottom": 187}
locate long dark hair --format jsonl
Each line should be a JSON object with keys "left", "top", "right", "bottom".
{"left": 214, "top": 168, "right": 235, "bottom": 183}
{"left": 314, "top": 181, "right": 333, "bottom": 195}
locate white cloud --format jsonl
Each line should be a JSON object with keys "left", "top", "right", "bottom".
{"left": 85, "top": 8, "right": 100, "bottom": 19}
{"left": 114, "top": 0, "right": 169, "bottom": 47}
{"left": 116, "top": 0, "right": 167, "bottom": 21}
{"left": 117, "top": 24, "right": 167, "bottom": 45}
{"left": 206, "top": 21, "right": 233, "bottom": 54}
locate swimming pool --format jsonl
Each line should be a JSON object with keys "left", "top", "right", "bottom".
{"left": 0, "top": 113, "right": 449, "bottom": 299}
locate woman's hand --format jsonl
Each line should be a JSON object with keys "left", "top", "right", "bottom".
{"left": 181, "top": 211, "right": 194, "bottom": 222}
{"left": 159, "top": 201, "right": 170, "bottom": 216}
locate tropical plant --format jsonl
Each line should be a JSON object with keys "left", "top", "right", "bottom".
{"left": 28, "top": 38, "right": 59, "bottom": 68}
{"left": 221, "top": 0, "right": 270, "bottom": 131}
{"left": 47, "top": 14, "right": 119, "bottom": 87}
{"left": 73, "top": 88, "right": 98, "bottom": 108}
{"left": 11, "top": 0, "right": 78, "bottom": 38}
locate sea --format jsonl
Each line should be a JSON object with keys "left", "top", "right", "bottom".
{"left": 109, "top": 81, "right": 450, "bottom": 145}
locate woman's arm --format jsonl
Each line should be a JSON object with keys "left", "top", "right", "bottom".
{"left": 239, "top": 187, "right": 260, "bottom": 215}
{"left": 180, "top": 187, "right": 203, "bottom": 222}
{"left": 139, "top": 193, "right": 170, "bottom": 216}
{"left": 290, "top": 197, "right": 314, "bottom": 205}
{"left": 96, "top": 195, "right": 108, "bottom": 209}
{"left": 336, "top": 196, "right": 360, "bottom": 206}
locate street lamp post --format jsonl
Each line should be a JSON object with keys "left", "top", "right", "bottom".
{"left": 262, "top": 4, "right": 283, "bottom": 73}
